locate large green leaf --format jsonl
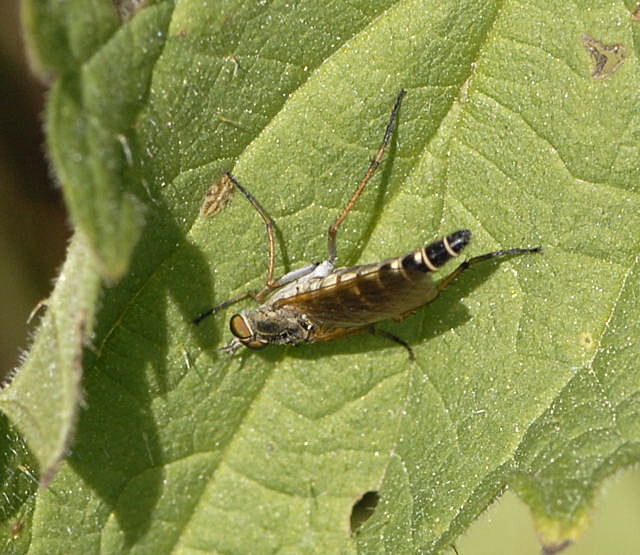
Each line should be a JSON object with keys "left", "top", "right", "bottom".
{"left": 3, "top": 0, "right": 640, "bottom": 552}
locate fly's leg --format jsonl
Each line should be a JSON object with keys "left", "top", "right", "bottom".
{"left": 436, "top": 246, "right": 542, "bottom": 293}
{"left": 222, "top": 171, "right": 279, "bottom": 287}
{"left": 194, "top": 171, "right": 281, "bottom": 324}
{"left": 193, "top": 292, "right": 253, "bottom": 324}
{"left": 368, "top": 326, "right": 415, "bottom": 361}
{"left": 327, "top": 89, "right": 406, "bottom": 265}
{"left": 221, "top": 173, "right": 335, "bottom": 298}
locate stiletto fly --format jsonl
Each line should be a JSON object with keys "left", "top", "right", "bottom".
{"left": 194, "top": 90, "right": 541, "bottom": 359}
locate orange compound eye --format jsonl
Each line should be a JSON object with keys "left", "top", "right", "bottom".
{"left": 230, "top": 314, "right": 252, "bottom": 339}
{"left": 229, "top": 314, "right": 267, "bottom": 349}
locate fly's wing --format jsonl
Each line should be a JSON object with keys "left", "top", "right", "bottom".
{"left": 274, "top": 260, "right": 438, "bottom": 328}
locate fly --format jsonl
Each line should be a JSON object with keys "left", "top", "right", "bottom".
{"left": 194, "top": 90, "right": 541, "bottom": 359}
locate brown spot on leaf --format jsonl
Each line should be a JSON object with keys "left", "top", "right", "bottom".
{"left": 582, "top": 35, "right": 625, "bottom": 79}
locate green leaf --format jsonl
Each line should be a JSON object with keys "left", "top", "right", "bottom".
{"left": 43, "top": 3, "right": 172, "bottom": 281}
{"left": 5, "top": 0, "right": 640, "bottom": 553}
{"left": 21, "top": 0, "right": 119, "bottom": 77}
{"left": 0, "top": 233, "right": 100, "bottom": 485}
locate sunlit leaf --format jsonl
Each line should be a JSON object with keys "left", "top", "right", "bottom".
{"left": 4, "top": 0, "right": 639, "bottom": 552}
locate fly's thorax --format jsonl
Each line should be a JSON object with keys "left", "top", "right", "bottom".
{"left": 231, "top": 305, "right": 315, "bottom": 347}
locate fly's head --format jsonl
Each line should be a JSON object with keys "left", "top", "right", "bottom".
{"left": 228, "top": 311, "right": 269, "bottom": 350}
{"left": 223, "top": 306, "right": 315, "bottom": 353}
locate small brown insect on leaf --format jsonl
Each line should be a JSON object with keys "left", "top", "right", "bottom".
{"left": 200, "top": 173, "right": 236, "bottom": 218}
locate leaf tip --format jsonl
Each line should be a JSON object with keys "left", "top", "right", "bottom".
{"left": 533, "top": 509, "right": 591, "bottom": 554}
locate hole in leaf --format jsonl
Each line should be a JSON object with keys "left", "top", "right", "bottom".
{"left": 350, "top": 490, "right": 379, "bottom": 535}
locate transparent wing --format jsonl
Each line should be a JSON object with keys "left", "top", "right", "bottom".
{"left": 274, "top": 262, "right": 438, "bottom": 328}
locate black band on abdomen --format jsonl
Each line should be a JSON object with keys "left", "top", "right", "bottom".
{"left": 401, "top": 229, "right": 472, "bottom": 273}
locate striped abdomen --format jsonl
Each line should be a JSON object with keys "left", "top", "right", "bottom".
{"left": 274, "top": 230, "right": 472, "bottom": 328}
{"left": 400, "top": 229, "right": 471, "bottom": 273}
